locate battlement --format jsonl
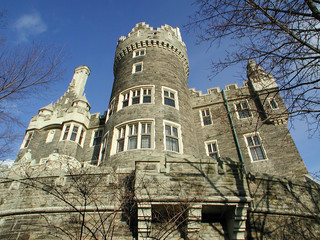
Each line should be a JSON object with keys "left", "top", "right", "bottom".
{"left": 119, "top": 22, "right": 183, "bottom": 44}
{"left": 189, "top": 81, "right": 249, "bottom": 97}
{"left": 114, "top": 22, "right": 189, "bottom": 77}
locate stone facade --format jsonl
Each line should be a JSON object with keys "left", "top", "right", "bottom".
{"left": 0, "top": 22, "right": 319, "bottom": 239}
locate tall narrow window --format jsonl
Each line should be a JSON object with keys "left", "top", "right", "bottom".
{"left": 70, "top": 126, "right": 79, "bottom": 141}
{"left": 142, "top": 88, "right": 152, "bottom": 103}
{"left": 245, "top": 134, "right": 267, "bottom": 161}
{"left": 128, "top": 124, "right": 138, "bottom": 149}
{"left": 201, "top": 109, "right": 212, "bottom": 126}
{"left": 93, "top": 129, "right": 103, "bottom": 146}
{"left": 122, "top": 92, "right": 130, "bottom": 108}
{"left": 24, "top": 132, "right": 33, "bottom": 148}
{"left": 79, "top": 130, "right": 85, "bottom": 145}
{"left": 117, "top": 126, "right": 126, "bottom": 152}
{"left": 63, "top": 125, "right": 70, "bottom": 140}
{"left": 269, "top": 98, "right": 278, "bottom": 109}
{"left": 165, "top": 124, "right": 179, "bottom": 152}
{"left": 206, "top": 141, "right": 219, "bottom": 160}
{"left": 162, "top": 87, "right": 178, "bottom": 109}
{"left": 236, "top": 101, "right": 251, "bottom": 119}
{"left": 141, "top": 123, "right": 151, "bottom": 148}
{"left": 132, "top": 90, "right": 140, "bottom": 105}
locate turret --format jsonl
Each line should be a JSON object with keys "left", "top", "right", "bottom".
{"left": 103, "top": 22, "right": 197, "bottom": 168}
{"left": 68, "top": 65, "right": 91, "bottom": 97}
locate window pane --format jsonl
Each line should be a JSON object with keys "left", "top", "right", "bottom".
{"left": 165, "top": 125, "right": 171, "bottom": 135}
{"left": 211, "top": 143, "right": 217, "bottom": 152}
{"left": 255, "top": 147, "right": 265, "bottom": 160}
{"left": 166, "top": 136, "right": 179, "bottom": 152}
{"left": 250, "top": 148, "right": 258, "bottom": 161}
{"left": 135, "top": 64, "right": 142, "bottom": 72}
{"left": 208, "top": 144, "right": 212, "bottom": 153}
{"left": 247, "top": 137, "right": 254, "bottom": 146}
{"left": 253, "top": 136, "right": 260, "bottom": 145}
{"left": 118, "top": 139, "right": 124, "bottom": 152}
{"left": 123, "top": 100, "right": 129, "bottom": 108}
{"left": 128, "top": 136, "right": 137, "bottom": 149}
{"left": 172, "top": 127, "right": 178, "bottom": 137}
{"left": 164, "top": 98, "right": 175, "bottom": 107}
{"left": 141, "top": 135, "right": 151, "bottom": 148}
{"left": 164, "top": 90, "right": 169, "bottom": 96}
{"left": 170, "top": 92, "right": 174, "bottom": 98}
{"left": 146, "top": 124, "right": 151, "bottom": 133}
{"left": 143, "top": 96, "right": 151, "bottom": 103}
{"left": 63, "top": 126, "right": 70, "bottom": 140}
{"left": 209, "top": 153, "right": 218, "bottom": 160}
{"left": 132, "top": 97, "right": 139, "bottom": 104}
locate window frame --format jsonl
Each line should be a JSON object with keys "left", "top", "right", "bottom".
{"left": 163, "top": 120, "right": 183, "bottom": 153}
{"left": 235, "top": 100, "right": 252, "bottom": 119}
{"left": 60, "top": 123, "right": 86, "bottom": 147}
{"left": 244, "top": 133, "right": 268, "bottom": 162}
{"left": 200, "top": 108, "right": 212, "bottom": 126}
{"left": 205, "top": 140, "right": 219, "bottom": 160}
{"left": 110, "top": 119, "right": 155, "bottom": 155}
{"left": 91, "top": 129, "right": 104, "bottom": 147}
{"left": 162, "top": 86, "right": 179, "bottom": 110}
{"left": 132, "top": 61, "right": 143, "bottom": 73}
{"left": 133, "top": 48, "right": 146, "bottom": 58}
{"left": 21, "top": 131, "right": 34, "bottom": 148}
{"left": 117, "top": 85, "right": 154, "bottom": 111}
{"left": 268, "top": 98, "right": 278, "bottom": 109}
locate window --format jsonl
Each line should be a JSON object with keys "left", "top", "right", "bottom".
{"left": 269, "top": 98, "right": 278, "bottom": 109}
{"left": 235, "top": 101, "right": 251, "bottom": 119}
{"left": 201, "top": 109, "right": 212, "bottom": 126}
{"left": 62, "top": 124, "right": 70, "bottom": 140}
{"left": 205, "top": 141, "right": 219, "bottom": 160}
{"left": 245, "top": 134, "right": 267, "bottom": 161}
{"left": 118, "top": 86, "right": 154, "bottom": 110}
{"left": 70, "top": 126, "right": 79, "bottom": 141}
{"left": 162, "top": 87, "right": 178, "bottom": 109}
{"left": 164, "top": 121, "right": 182, "bottom": 153}
{"left": 23, "top": 131, "right": 33, "bottom": 148}
{"left": 132, "top": 62, "right": 143, "bottom": 73}
{"left": 45, "top": 130, "right": 55, "bottom": 143}
{"left": 79, "top": 130, "right": 85, "bottom": 145}
{"left": 133, "top": 48, "right": 146, "bottom": 58}
{"left": 92, "top": 129, "right": 103, "bottom": 146}
{"left": 111, "top": 120, "right": 154, "bottom": 155}
{"left": 60, "top": 123, "right": 85, "bottom": 146}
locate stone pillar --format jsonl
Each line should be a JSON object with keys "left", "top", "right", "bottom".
{"left": 137, "top": 202, "right": 152, "bottom": 239}
{"left": 232, "top": 203, "right": 248, "bottom": 240}
{"left": 187, "top": 204, "right": 202, "bottom": 240}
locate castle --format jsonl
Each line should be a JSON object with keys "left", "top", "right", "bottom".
{"left": 0, "top": 22, "right": 319, "bottom": 239}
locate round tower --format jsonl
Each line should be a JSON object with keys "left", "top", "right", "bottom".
{"left": 104, "top": 22, "right": 197, "bottom": 168}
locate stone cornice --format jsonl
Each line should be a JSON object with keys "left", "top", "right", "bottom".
{"left": 114, "top": 39, "right": 189, "bottom": 77}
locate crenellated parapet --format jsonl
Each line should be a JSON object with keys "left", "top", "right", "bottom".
{"left": 114, "top": 22, "right": 189, "bottom": 77}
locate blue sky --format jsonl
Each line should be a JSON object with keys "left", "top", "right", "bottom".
{"left": 2, "top": 0, "right": 319, "bottom": 173}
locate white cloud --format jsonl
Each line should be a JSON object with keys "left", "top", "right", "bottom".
{"left": 13, "top": 11, "right": 47, "bottom": 42}
{"left": 1, "top": 159, "right": 15, "bottom": 168}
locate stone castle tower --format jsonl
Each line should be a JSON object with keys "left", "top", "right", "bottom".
{"left": 0, "top": 23, "right": 319, "bottom": 240}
